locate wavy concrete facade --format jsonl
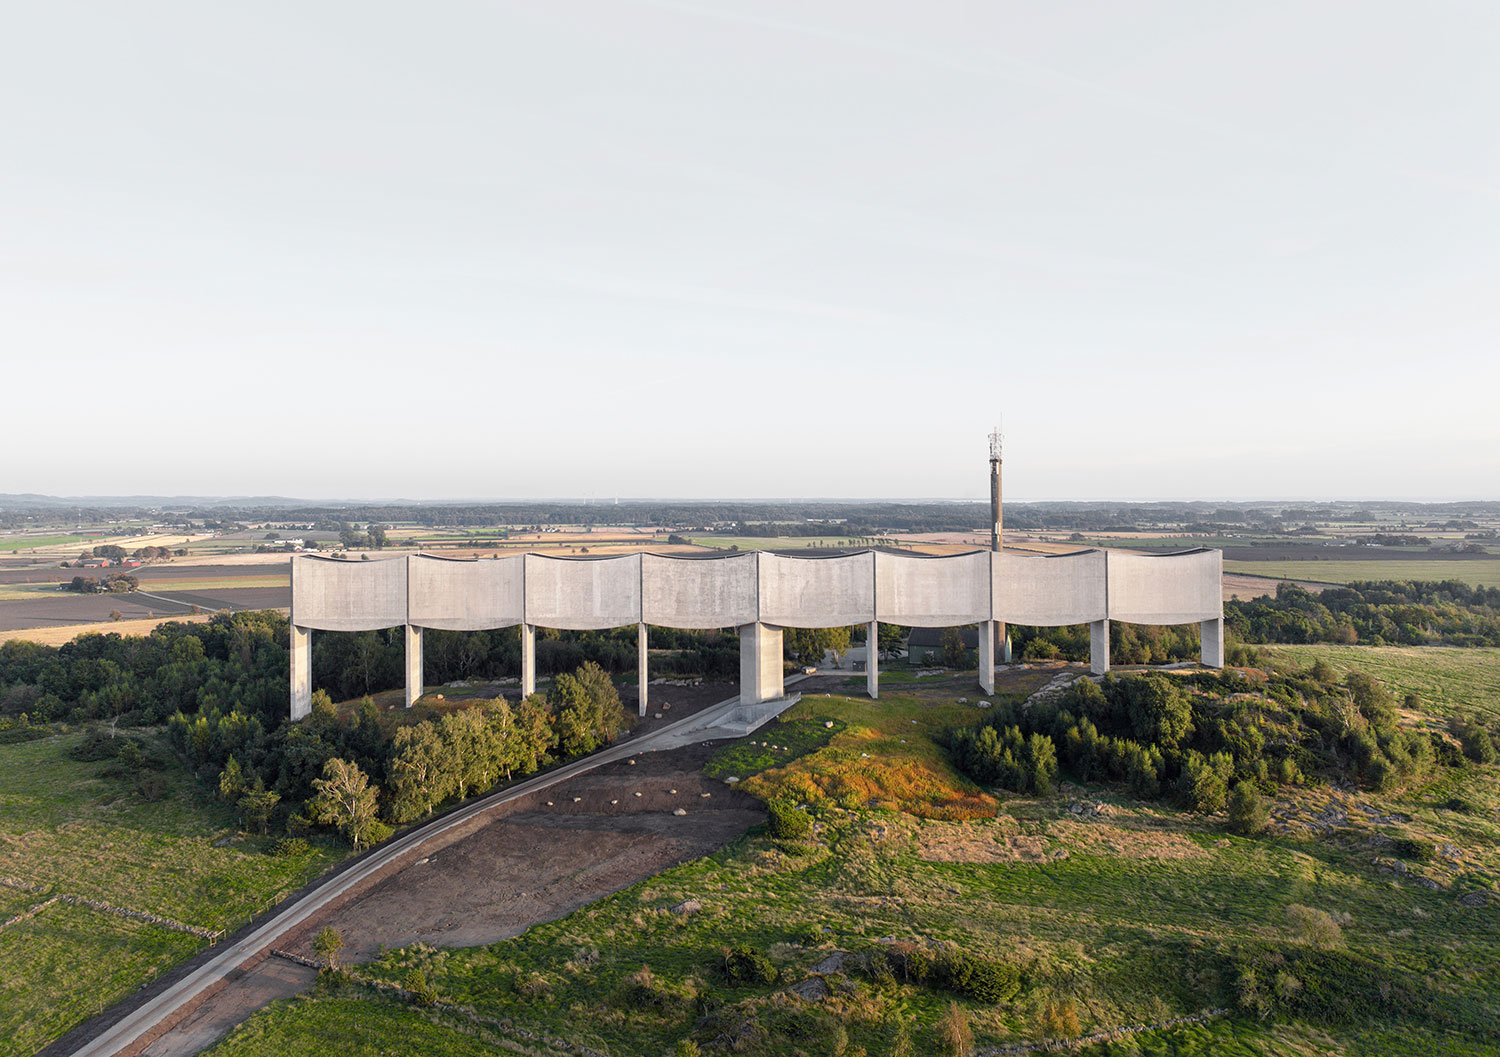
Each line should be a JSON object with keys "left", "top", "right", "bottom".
{"left": 289, "top": 548, "right": 1224, "bottom": 718}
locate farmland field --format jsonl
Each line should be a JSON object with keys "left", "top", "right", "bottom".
{"left": 0, "top": 731, "right": 344, "bottom": 1057}
{"left": 1259, "top": 644, "right": 1500, "bottom": 719}
{"left": 0, "top": 535, "right": 85, "bottom": 551}
{"left": 1223, "top": 558, "right": 1500, "bottom": 588}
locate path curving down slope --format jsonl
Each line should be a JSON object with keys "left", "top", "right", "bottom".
{"left": 61, "top": 686, "right": 803, "bottom": 1057}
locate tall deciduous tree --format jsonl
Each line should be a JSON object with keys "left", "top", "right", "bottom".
{"left": 308, "top": 757, "right": 382, "bottom": 849}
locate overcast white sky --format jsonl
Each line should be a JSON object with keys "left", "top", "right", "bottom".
{"left": 2, "top": 2, "right": 1497, "bottom": 502}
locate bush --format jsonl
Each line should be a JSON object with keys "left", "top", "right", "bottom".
{"left": 69, "top": 728, "right": 120, "bottom": 761}
{"left": 935, "top": 1002, "right": 971, "bottom": 1056}
{"left": 1285, "top": 904, "right": 1343, "bottom": 949}
{"left": 135, "top": 772, "right": 169, "bottom": 801}
{"left": 767, "top": 798, "right": 812, "bottom": 840}
{"left": 934, "top": 945, "right": 1021, "bottom": 1002}
{"left": 888, "top": 941, "right": 935, "bottom": 984}
{"left": 1390, "top": 837, "right": 1434, "bottom": 862}
{"left": 720, "top": 945, "right": 777, "bottom": 986}
{"left": 1227, "top": 781, "right": 1269, "bottom": 835}
{"left": 1037, "top": 997, "right": 1081, "bottom": 1038}
{"left": 404, "top": 969, "right": 438, "bottom": 1007}
{"left": 269, "top": 837, "right": 310, "bottom": 857}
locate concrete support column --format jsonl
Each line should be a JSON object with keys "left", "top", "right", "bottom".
{"left": 978, "top": 620, "right": 995, "bottom": 695}
{"left": 866, "top": 620, "right": 879, "bottom": 699}
{"left": 1200, "top": 617, "right": 1225, "bottom": 669}
{"left": 637, "top": 623, "right": 649, "bottom": 716}
{"left": 1090, "top": 619, "right": 1111, "bottom": 675}
{"left": 738, "top": 622, "right": 784, "bottom": 705}
{"left": 521, "top": 624, "right": 536, "bottom": 698}
{"left": 404, "top": 625, "right": 424, "bottom": 708}
{"left": 290, "top": 625, "right": 311, "bottom": 720}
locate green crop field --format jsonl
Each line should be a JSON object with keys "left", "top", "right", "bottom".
{"left": 0, "top": 534, "right": 85, "bottom": 551}
{"left": 206, "top": 673, "right": 1500, "bottom": 1057}
{"left": 1223, "top": 558, "right": 1500, "bottom": 589}
{"left": 0, "top": 731, "right": 345, "bottom": 1057}
{"left": 1259, "top": 645, "right": 1500, "bottom": 719}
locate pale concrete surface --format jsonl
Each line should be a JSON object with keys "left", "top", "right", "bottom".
{"left": 521, "top": 623, "right": 536, "bottom": 697}
{"left": 1107, "top": 549, "right": 1222, "bottom": 624}
{"left": 978, "top": 619, "right": 995, "bottom": 695}
{"left": 1201, "top": 617, "right": 1225, "bottom": 668}
{"left": 289, "top": 625, "right": 310, "bottom": 720}
{"left": 757, "top": 551, "right": 875, "bottom": 628}
{"left": 290, "top": 555, "right": 406, "bottom": 632}
{"left": 407, "top": 554, "right": 523, "bottom": 631}
{"left": 637, "top": 623, "right": 648, "bottom": 716}
{"left": 738, "top": 622, "right": 783, "bottom": 704}
{"left": 992, "top": 549, "right": 1108, "bottom": 626}
{"left": 524, "top": 552, "right": 641, "bottom": 630}
{"left": 1091, "top": 619, "right": 1111, "bottom": 675}
{"left": 404, "top": 624, "right": 423, "bottom": 707}
{"left": 640, "top": 552, "right": 757, "bottom": 628}
{"left": 875, "top": 550, "right": 990, "bottom": 626}
{"left": 866, "top": 619, "right": 878, "bottom": 699}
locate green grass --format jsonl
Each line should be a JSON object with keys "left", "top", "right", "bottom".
{"left": 0, "top": 902, "right": 202, "bottom": 1057}
{"left": 0, "top": 582, "right": 68, "bottom": 601}
{"left": 1223, "top": 559, "right": 1500, "bottom": 589}
{"left": 206, "top": 989, "right": 507, "bottom": 1057}
{"left": 0, "top": 534, "right": 85, "bottom": 551}
{"left": 1258, "top": 644, "right": 1500, "bottom": 719}
{"left": 0, "top": 731, "right": 345, "bottom": 1057}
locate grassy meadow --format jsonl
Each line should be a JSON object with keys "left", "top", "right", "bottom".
{"left": 0, "top": 730, "right": 344, "bottom": 1057}
{"left": 204, "top": 670, "right": 1500, "bottom": 1057}
{"left": 1259, "top": 644, "right": 1500, "bottom": 719}
{"left": 1222, "top": 558, "right": 1500, "bottom": 589}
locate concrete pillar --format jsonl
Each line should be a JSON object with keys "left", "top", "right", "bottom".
{"left": 866, "top": 620, "right": 878, "bottom": 699}
{"left": 1200, "top": 617, "right": 1225, "bottom": 669}
{"left": 738, "top": 622, "right": 784, "bottom": 705}
{"left": 521, "top": 624, "right": 536, "bottom": 698}
{"left": 404, "top": 625, "right": 424, "bottom": 707}
{"left": 1090, "top": 619, "right": 1111, "bottom": 675}
{"left": 290, "top": 625, "right": 311, "bottom": 720}
{"left": 637, "top": 622, "right": 649, "bottom": 716}
{"left": 978, "top": 620, "right": 995, "bottom": 695}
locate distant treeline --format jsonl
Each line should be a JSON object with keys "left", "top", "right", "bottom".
{"left": 1225, "top": 581, "right": 1500, "bottom": 647}
{"left": 5, "top": 498, "right": 1498, "bottom": 533}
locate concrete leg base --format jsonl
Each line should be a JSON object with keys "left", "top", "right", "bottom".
{"left": 1090, "top": 619, "right": 1111, "bottom": 675}
{"left": 978, "top": 620, "right": 995, "bottom": 695}
{"left": 404, "top": 625, "right": 424, "bottom": 708}
{"left": 738, "top": 622, "right": 784, "bottom": 705}
{"left": 521, "top": 624, "right": 536, "bottom": 698}
{"left": 638, "top": 623, "right": 649, "bottom": 716}
{"left": 866, "top": 620, "right": 878, "bottom": 699}
{"left": 1200, "top": 617, "right": 1225, "bottom": 668}
{"left": 290, "top": 625, "right": 311, "bottom": 720}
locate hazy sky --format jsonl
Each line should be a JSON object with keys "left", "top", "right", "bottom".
{"left": 3, "top": 2, "right": 1497, "bottom": 502}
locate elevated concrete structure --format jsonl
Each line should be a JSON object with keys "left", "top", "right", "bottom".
{"left": 288, "top": 547, "right": 1224, "bottom": 718}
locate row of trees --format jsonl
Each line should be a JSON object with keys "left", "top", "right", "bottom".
{"left": 177, "top": 661, "right": 629, "bottom": 845}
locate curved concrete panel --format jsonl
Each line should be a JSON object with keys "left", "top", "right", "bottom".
{"left": 641, "top": 553, "right": 757, "bottom": 628}
{"left": 1108, "top": 548, "right": 1222, "bottom": 624}
{"left": 758, "top": 552, "right": 875, "bottom": 628}
{"left": 290, "top": 555, "right": 407, "bottom": 632}
{"left": 408, "top": 554, "right": 524, "bottom": 631}
{"left": 524, "top": 553, "right": 642, "bottom": 630}
{"left": 875, "top": 550, "right": 991, "bottom": 626}
{"left": 991, "top": 549, "right": 1107, "bottom": 626}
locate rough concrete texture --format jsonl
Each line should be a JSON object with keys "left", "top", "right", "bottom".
{"left": 524, "top": 552, "right": 641, "bottom": 630}
{"left": 404, "top": 625, "right": 423, "bottom": 707}
{"left": 1090, "top": 619, "right": 1111, "bottom": 675}
{"left": 757, "top": 551, "right": 875, "bottom": 628}
{"left": 875, "top": 550, "right": 990, "bottom": 626}
{"left": 640, "top": 552, "right": 757, "bottom": 628}
{"left": 407, "top": 554, "right": 523, "bottom": 631}
{"left": 289, "top": 625, "right": 311, "bottom": 720}
{"left": 866, "top": 619, "right": 878, "bottom": 699}
{"left": 991, "top": 549, "right": 1107, "bottom": 626}
{"left": 739, "top": 622, "right": 783, "bottom": 703}
{"left": 1201, "top": 616, "right": 1225, "bottom": 668}
{"left": 290, "top": 554, "right": 406, "bottom": 632}
{"left": 978, "top": 619, "right": 995, "bottom": 694}
{"left": 1107, "top": 548, "right": 1222, "bottom": 624}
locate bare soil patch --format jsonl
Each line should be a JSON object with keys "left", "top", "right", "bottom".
{"left": 916, "top": 815, "right": 1207, "bottom": 865}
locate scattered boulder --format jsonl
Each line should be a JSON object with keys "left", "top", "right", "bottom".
{"left": 1457, "top": 891, "right": 1492, "bottom": 908}
{"left": 673, "top": 808, "right": 688, "bottom": 817}
{"left": 788, "top": 976, "right": 830, "bottom": 1001}
{"left": 670, "top": 897, "right": 702, "bottom": 915}
{"left": 811, "top": 951, "right": 846, "bottom": 974}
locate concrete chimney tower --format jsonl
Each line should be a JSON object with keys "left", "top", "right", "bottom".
{"left": 988, "top": 426, "right": 1012, "bottom": 665}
